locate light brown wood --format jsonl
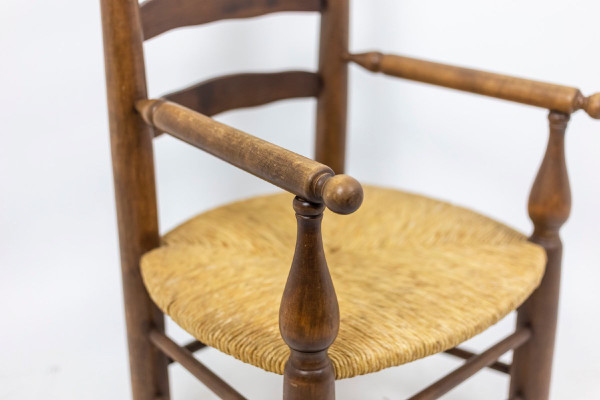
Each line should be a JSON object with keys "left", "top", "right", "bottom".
{"left": 510, "top": 111, "right": 572, "bottom": 400}
{"left": 99, "top": 0, "right": 170, "bottom": 399}
{"left": 315, "top": 0, "right": 349, "bottom": 174}
{"left": 136, "top": 99, "right": 363, "bottom": 214}
{"left": 140, "top": 0, "right": 322, "bottom": 40}
{"left": 349, "top": 51, "right": 600, "bottom": 118}
{"left": 280, "top": 199, "right": 339, "bottom": 400}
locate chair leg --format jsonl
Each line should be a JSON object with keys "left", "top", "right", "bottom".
{"left": 123, "top": 282, "right": 171, "bottom": 400}
{"left": 510, "top": 111, "right": 571, "bottom": 400}
{"left": 283, "top": 350, "right": 336, "bottom": 400}
{"left": 280, "top": 198, "right": 339, "bottom": 400}
{"left": 509, "top": 241, "right": 562, "bottom": 400}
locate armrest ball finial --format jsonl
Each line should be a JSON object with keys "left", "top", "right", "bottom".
{"left": 583, "top": 93, "right": 600, "bottom": 119}
{"left": 321, "top": 174, "right": 364, "bottom": 215}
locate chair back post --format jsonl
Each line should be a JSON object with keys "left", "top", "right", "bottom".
{"left": 100, "top": 1, "right": 169, "bottom": 399}
{"left": 279, "top": 198, "right": 340, "bottom": 400}
{"left": 510, "top": 111, "right": 572, "bottom": 400}
{"left": 315, "top": 0, "right": 350, "bottom": 174}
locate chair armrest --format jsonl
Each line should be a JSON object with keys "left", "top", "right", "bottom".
{"left": 136, "top": 99, "right": 363, "bottom": 214}
{"left": 348, "top": 51, "right": 600, "bottom": 118}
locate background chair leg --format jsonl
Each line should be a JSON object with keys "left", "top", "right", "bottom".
{"left": 510, "top": 111, "right": 571, "bottom": 400}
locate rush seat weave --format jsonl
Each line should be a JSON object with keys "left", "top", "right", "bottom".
{"left": 141, "top": 186, "right": 546, "bottom": 379}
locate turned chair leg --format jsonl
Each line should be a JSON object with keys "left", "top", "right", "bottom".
{"left": 510, "top": 111, "right": 571, "bottom": 400}
{"left": 279, "top": 198, "right": 339, "bottom": 400}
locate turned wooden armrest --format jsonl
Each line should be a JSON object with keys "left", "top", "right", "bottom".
{"left": 136, "top": 99, "right": 363, "bottom": 215}
{"left": 348, "top": 51, "right": 600, "bottom": 118}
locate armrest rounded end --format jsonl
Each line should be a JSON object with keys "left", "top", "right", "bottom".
{"left": 321, "top": 174, "right": 363, "bottom": 215}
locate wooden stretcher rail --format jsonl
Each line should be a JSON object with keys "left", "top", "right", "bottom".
{"left": 149, "top": 330, "right": 246, "bottom": 399}
{"left": 156, "top": 71, "right": 320, "bottom": 133}
{"left": 409, "top": 328, "right": 531, "bottom": 400}
{"left": 167, "top": 340, "right": 207, "bottom": 365}
{"left": 348, "top": 51, "right": 600, "bottom": 118}
{"left": 136, "top": 99, "right": 363, "bottom": 214}
{"left": 444, "top": 347, "right": 511, "bottom": 374}
{"left": 140, "top": 0, "right": 322, "bottom": 40}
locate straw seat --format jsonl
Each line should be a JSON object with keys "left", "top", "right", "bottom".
{"left": 141, "top": 185, "right": 546, "bottom": 380}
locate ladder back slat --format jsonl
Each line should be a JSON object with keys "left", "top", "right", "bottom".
{"left": 140, "top": 0, "right": 323, "bottom": 40}
{"left": 161, "top": 71, "right": 320, "bottom": 123}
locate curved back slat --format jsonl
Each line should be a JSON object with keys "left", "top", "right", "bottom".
{"left": 140, "top": 0, "right": 322, "bottom": 40}
{"left": 162, "top": 71, "right": 320, "bottom": 120}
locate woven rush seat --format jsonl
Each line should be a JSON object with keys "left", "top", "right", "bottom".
{"left": 141, "top": 185, "right": 546, "bottom": 380}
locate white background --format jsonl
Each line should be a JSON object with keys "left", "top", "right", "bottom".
{"left": 1, "top": 0, "right": 599, "bottom": 399}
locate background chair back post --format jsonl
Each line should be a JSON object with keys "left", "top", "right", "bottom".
{"left": 279, "top": 198, "right": 340, "bottom": 400}
{"left": 99, "top": 0, "right": 170, "bottom": 399}
{"left": 315, "top": 0, "right": 350, "bottom": 174}
{"left": 510, "top": 111, "right": 572, "bottom": 400}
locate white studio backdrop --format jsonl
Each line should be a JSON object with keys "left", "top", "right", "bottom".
{"left": 1, "top": 0, "right": 599, "bottom": 399}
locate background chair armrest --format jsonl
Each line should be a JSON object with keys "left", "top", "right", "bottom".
{"left": 348, "top": 51, "right": 600, "bottom": 118}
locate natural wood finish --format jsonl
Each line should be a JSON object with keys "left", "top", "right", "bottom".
{"left": 149, "top": 330, "right": 246, "bottom": 400}
{"left": 280, "top": 198, "right": 339, "bottom": 400}
{"left": 136, "top": 99, "right": 363, "bottom": 214}
{"left": 444, "top": 347, "right": 511, "bottom": 374}
{"left": 140, "top": 0, "right": 322, "bottom": 40}
{"left": 99, "top": 0, "right": 589, "bottom": 397}
{"left": 153, "top": 71, "right": 320, "bottom": 136}
{"left": 315, "top": 0, "right": 349, "bottom": 173}
{"left": 349, "top": 52, "right": 600, "bottom": 118}
{"left": 510, "top": 111, "right": 572, "bottom": 400}
{"left": 410, "top": 328, "right": 531, "bottom": 400}
{"left": 167, "top": 340, "right": 207, "bottom": 364}
{"left": 183, "top": 340, "right": 207, "bottom": 353}
{"left": 99, "top": 1, "right": 170, "bottom": 399}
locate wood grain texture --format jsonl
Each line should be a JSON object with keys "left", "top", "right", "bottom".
{"left": 443, "top": 348, "right": 511, "bottom": 374}
{"left": 136, "top": 99, "right": 363, "bottom": 214}
{"left": 510, "top": 111, "right": 572, "bottom": 400}
{"left": 280, "top": 199, "right": 339, "bottom": 400}
{"left": 315, "top": 0, "right": 349, "bottom": 174}
{"left": 158, "top": 71, "right": 320, "bottom": 129}
{"left": 140, "top": 0, "right": 322, "bottom": 40}
{"left": 349, "top": 51, "right": 600, "bottom": 117}
{"left": 99, "top": 0, "right": 170, "bottom": 399}
{"left": 410, "top": 329, "right": 531, "bottom": 400}
{"left": 149, "top": 331, "right": 246, "bottom": 399}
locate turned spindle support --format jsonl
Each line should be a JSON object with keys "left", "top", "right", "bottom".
{"left": 510, "top": 111, "right": 572, "bottom": 400}
{"left": 279, "top": 198, "right": 340, "bottom": 400}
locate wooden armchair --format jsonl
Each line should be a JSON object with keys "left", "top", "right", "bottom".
{"left": 99, "top": 1, "right": 598, "bottom": 399}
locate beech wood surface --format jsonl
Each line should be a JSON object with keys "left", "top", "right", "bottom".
{"left": 410, "top": 329, "right": 531, "bottom": 400}
{"left": 99, "top": 0, "right": 170, "bottom": 399}
{"left": 315, "top": 0, "right": 349, "bottom": 173}
{"left": 510, "top": 112, "right": 572, "bottom": 400}
{"left": 154, "top": 71, "right": 320, "bottom": 136}
{"left": 137, "top": 99, "right": 363, "bottom": 214}
{"left": 149, "top": 331, "right": 246, "bottom": 399}
{"left": 349, "top": 52, "right": 600, "bottom": 117}
{"left": 280, "top": 199, "right": 339, "bottom": 400}
{"left": 444, "top": 347, "right": 511, "bottom": 374}
{"left": 140, "top": 0, "right": 322, "bottom": 40}
{"left": 99, "top": 1, "right": 590, "bottom": 398}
